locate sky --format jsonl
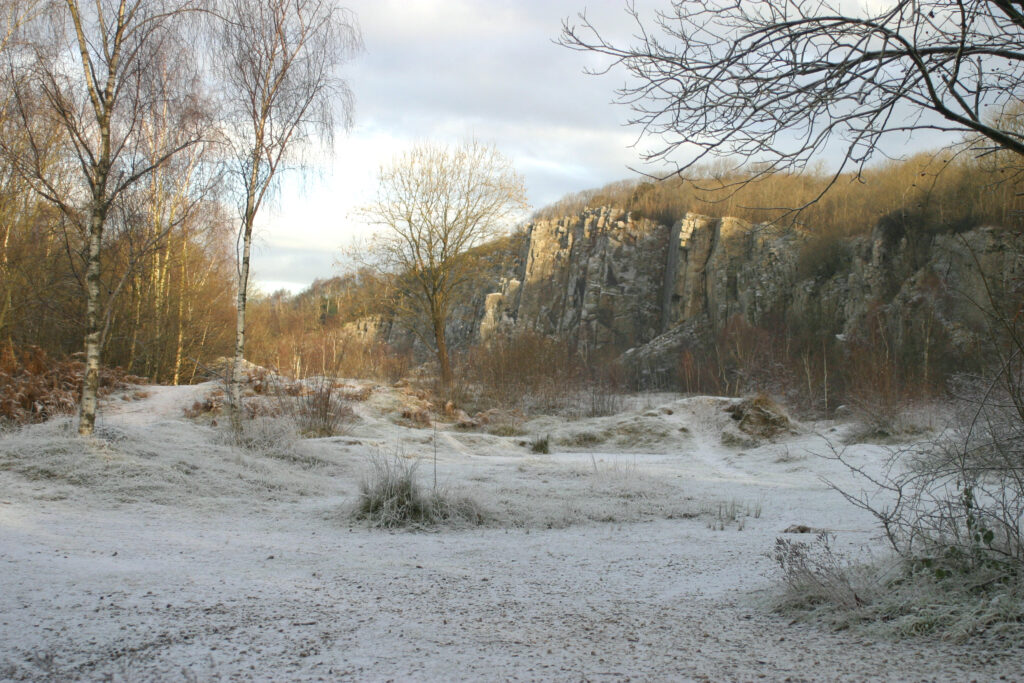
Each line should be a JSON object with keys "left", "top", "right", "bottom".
{"left": 253, "top": 0, "right": 648, "bottom": 295}
{"left": 251, "top": 0, "right": 936, "bottom": 295}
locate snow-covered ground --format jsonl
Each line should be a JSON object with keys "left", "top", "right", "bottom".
{"left": 0, "top": 383, "right": 1020, "bottom": 681}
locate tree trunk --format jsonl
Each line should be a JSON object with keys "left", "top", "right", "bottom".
{"left": 127, "top": 272, "right": 142, "bottom": 372}
{"left": 171, "top": 229, "right": 188, "bottom": 386}
{"left": 432, "top": 309, "right": 452, "bottom": 392}
{"left": 79, "top": 206, "right": 104, "bottom": 436}
{"left": 0, "top": 217, "right": 10, "bottom": 338}
{"left": 230, "top": 209, "right": 254, "bottom": 432}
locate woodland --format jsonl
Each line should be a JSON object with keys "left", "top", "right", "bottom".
{"left": 1, "top": 1, "right": 1023, "bottom": 424}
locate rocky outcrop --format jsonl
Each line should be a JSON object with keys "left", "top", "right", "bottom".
{"left": 475, "top": 206, "right": 1023, "bottom": 384}
{"left": 478, "top": 208, "right": 803, "bottom": 355}
{"left": 480, "top": 208, "right": 668, "bottom": 351}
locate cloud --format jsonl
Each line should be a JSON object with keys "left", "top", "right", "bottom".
{"left": 254, "top": 1, "right": 650, "bottom": 293}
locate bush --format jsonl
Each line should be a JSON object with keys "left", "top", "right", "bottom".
{"left": 784, "top": 253, "right": 1024, "bottom": 642}
{"left": 0, "top": 344, "right": 144, "bottom": 426}
{"left": 530, "top": 434, "right": 550, "bottom": 454}
{"left": 795, "top": 233, "right": 853, "bottom": 282}
{"left": 294, "top": 377, "right": 356, "bottom": 437}
{"left": 352, "top": 451, "right": 487, "bottom": 529}
{"left": 225, "top": 415, "right": 299, "bottom": 456}
{"left": 455, "top": 331, "right": 630, "bottom": 417}
{"left": 830, "top": 390, "right": 1024, "bottom": 585}
{"left": 457, "top": 331, "right": 580, "bottom": 413}
{"left": 582, "top": 380, "right": 624, "bottom": 418}
{"left": 772, "top": 531, "right": 1024, "bottom": 642}
{"left": 773, "top": 532, "right": 874, "bottom": 611}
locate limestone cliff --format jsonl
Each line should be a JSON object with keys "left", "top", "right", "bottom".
{"left": 478, "top": 208, "right": 802, "bottom": 352}
{"left": 476, "top": 207, "right": 1023, "bottom": 383}
{"left": 480, "top": 208, "right": 667, "bottom": 351}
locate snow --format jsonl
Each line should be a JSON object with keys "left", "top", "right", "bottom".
{"left": 0, "top": 383, "right": 1020, "bottom": 681}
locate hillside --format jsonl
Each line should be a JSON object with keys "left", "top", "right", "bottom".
{"left": 243, "top": 152, "right": 1024, "bottom": 416}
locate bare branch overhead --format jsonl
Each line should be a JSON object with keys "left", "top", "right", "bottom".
{"left": 560, "top": 1, "right": 1024, "bottom": 182}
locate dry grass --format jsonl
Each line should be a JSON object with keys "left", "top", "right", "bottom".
{"left": 351, "top": 450, "right": 489, "bottom": 529}
{"left": 292, "top": 377, "right": 356, "bottom": 437}
{"left": 772, "top": 532, "right": 1024, "bottom": 644}
{"left": 773, "top": 532, "right": 879, "bottom": 611}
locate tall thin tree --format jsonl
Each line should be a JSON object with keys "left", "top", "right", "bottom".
{"left": 213, "top": 0, "right": 361, "bottom": 431}
{"left": 6, "top": 0, "right": 206, "bottom": 435}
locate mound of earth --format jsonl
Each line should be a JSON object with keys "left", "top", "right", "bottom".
{"left": 725, "top": 395, "right": 797, "bottom": 440}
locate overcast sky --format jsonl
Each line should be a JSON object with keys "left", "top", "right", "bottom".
{"left": 253, "top": 0, "right": 652, "bottom": 294}
{"left": 251, "top": 0, "right": 934, "bottom": 295}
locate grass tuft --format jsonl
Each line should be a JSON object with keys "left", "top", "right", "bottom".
{"left": 771, "top": 532, "right": 1024, "bottom": 645}
{"left": 352, "top": 451, "right": 488, "bottom": 529}
{"left": 529, "top": 434, "right": 550, "bottom": 454}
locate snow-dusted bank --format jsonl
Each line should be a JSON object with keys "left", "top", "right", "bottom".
{"left": 0, "top": 383, "right": 1019, "bottom": 681}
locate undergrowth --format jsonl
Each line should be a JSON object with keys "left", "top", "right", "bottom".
{"left": 0, "top": 343, "right": 144, "bottom": 426}
{"left": 352, "top": 450, "right": 488, "bottom": 529}
{"left": 772, "top": 532, "right": 1024, "bottom": 644}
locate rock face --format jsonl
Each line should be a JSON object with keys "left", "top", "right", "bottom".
{"left": 474, "top": 206, "right": 1024, "bottom": 383}
{"left": 662, "top": 213, "right": 802, "bottom": 332}
{"left": 477, "top": 208, "right": 803, "bottom": 354}
{"left": 480, "top": 208, "right": 668, "bottom": 351}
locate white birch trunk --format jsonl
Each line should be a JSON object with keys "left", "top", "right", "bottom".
{"left": 79, "top": 206, "right": 104, "bottom": 436}
{"left": 230, "top": 206, "right": 255, "bottom": 432}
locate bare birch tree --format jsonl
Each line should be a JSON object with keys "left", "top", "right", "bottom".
{"left": 5, "top": 0, "right": 206, "bottom": 435}
{"left": 560, "top": 1, "right": 1024, "bottom": 192}
{"left": 0, "top": 1, "right": 58, "bottom": 346}
{"left": 361, "top": 141, "right": 528, "bottom": 391}
{"left": 212, "top": 0, "right": 361, "bottom": 431}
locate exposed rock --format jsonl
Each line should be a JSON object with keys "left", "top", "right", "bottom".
{"left": 481, "top": 207, "right": 668, "bottom": 350}
{"left": 353, "top": 203, "right": 1023, "bottom": 384}
{"left": 454, "top": 410, "right": 476, "bottom": 429}
{"left": 475, "top": 207, "right": 1023, "bottom": 384}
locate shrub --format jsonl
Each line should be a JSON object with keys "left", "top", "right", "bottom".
{"left": 352, "top": 451, "right": 487, "bottom": 529}
{"left": 773, "top": 532, "right": 874, "bottom": 611}
{"left": 795, "top": 233, "right": 853, "bottom": 282}
{"left": 831, "top": 382, "right": 1024, "bottom": 584}
{"left": 486, "top": 421, "right": 525, "bottom": 437}
{"left": 772, "top": 531, "right": 1024, "bottom": 643}
{"left": 785, "top": 251, "right": 1024, "bottom": 642}
{"left": 455, "top": 331, "right": 630, "bottom": 417}
{"left": 294, "top": 377, "right": 356, "bottom": 437}
{"left": 530, "top": 434, "right": 550, "bottom": 454}
{"left": 0, "top": 343, "right": 143, "bottom": 426}
{"left": 226, "top": 415, "right": 298, "bottom": 456}
{"left": 0, "top": 345, "right": 79, "bottom": 424}
{"left": 582, "top": 380, "right": 624, "bottom": 418}
{"left": 457, "top": 330, "right": 580, "bottom": 413}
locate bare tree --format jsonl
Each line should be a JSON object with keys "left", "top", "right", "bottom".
{"left": 103, "top": 86, "right": 222, "bottom": 381}
{"left": 5, "top": 0, "right": 207, "bottom": 435}
{"left": 0, "top": 1, "right": 53, "bottom": 340}
{"left": 212, "top": 0, "right": 361, "bottom": 431}
{"left": 361, "top": 141, "right": 528, "bottom": 391}
{"left": 560, "top": 1, "right": 1024, "bottom": 193}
